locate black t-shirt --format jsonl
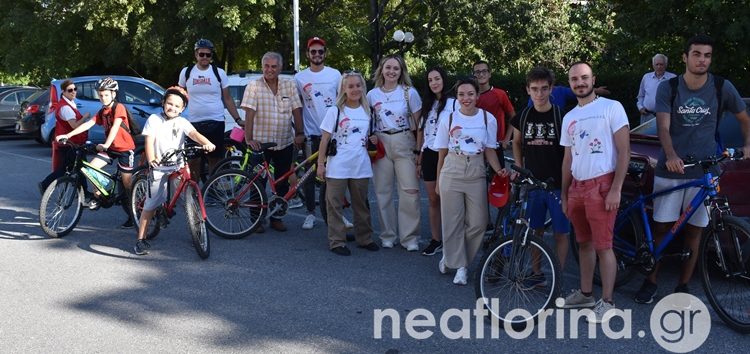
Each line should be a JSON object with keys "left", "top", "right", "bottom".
{"left": 510, "top": 105, "right": 564, "bottom": 188}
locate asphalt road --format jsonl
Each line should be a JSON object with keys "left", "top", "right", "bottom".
{"left": 0, "top": 135, "right": 746, "bottom": 353}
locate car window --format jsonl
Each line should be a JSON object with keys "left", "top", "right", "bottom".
{"left": 77, "top": 81, "right": 100, "bottom": 101}
{"left": 17, "top": 90, "right": 35, "bottom": 102}
{"left": 119, "top": 81, "right": 161, "bottom": 105}
{"left": 1, "top": 92, "right": 17, "bottom": 105}
{"left": 229, "top": 85, "right": 245, "bottom": 107}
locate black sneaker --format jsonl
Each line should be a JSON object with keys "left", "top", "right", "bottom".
{"left": 634, "top": 279, "right": 658, "bottom": 304}
{"left": 330, "top": 246, "right": 351, "bottom": 256}
{"left": 358, "top": 242, "right": 380, "bottom": 251}
{"left": 134, "top": 240, "right": 150, "bottom": 255}
{"left": 674, "top": 283, "right": 690, "bottom": 294}
{"left": 421, "top": 240, "right": 443, "bottom": 256}
{"left": 120, "top": 218, "right": 135, "bottom": 229}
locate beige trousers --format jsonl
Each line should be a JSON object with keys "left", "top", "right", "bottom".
{"left": 326, "top": 178, "right": 373, "bottom": 249}
{"left": 373, "top": 131, "right": 421, "bottom": 247}
{"left": 438, "top": 153, "right": 488, "bottom": 268}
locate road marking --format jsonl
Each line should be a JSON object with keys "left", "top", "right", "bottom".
{"left": 0, "top": 149, "right": 50, "bottom": 164}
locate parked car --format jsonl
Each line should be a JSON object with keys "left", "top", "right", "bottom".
{"left": 14, "top": 88, "right": 50, "bottom": 143}
{"left": 0, "top": 85, "right": 37, "bottom": 95}
{"left": 40, "top": 76, "right": 166, "bottom": 145}
{"left": 0, "top": 88, "right": 42, "bottom": 132}
{"left": 627, "top": 98, "right": 750, "bottom": 216}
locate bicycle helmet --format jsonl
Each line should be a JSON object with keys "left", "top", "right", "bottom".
{"left": 194, "top": 38, "right": 215, "bottom": 51}
{"left": 488, "top": 174, "right": 510, "bottom": 208}
{"left": 163, "top": 86, "right": 189, "bottom": 107}
{"left": 96, "top": 77, "right": 119, "bottom": 91}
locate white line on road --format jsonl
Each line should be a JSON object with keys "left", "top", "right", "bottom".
{"left": 0, "top": 149, "right": 50, "bottom": 164}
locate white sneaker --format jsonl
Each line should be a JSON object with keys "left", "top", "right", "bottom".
{"left": 438, "top": 256, "right": 447, "bottom": 274}
{"left": 382, "top": 240, "right": 394, "bottom": 248}
{"left": 588, "top": 299, "right": 617, "bottom": 324}
{"left": 453, "top": 267, "right": 468, "bottom": 285}
{"left": 288, "top": 197, "right": 303, "bottom": 209}
{"left": 302, "top": 214, "right": 315, "bottom": 230}
{"left": 405, "top": 243, "right": 419, "bottom": 252}
{"left": 343, "top": 216, "right": 354, "bottom": 228}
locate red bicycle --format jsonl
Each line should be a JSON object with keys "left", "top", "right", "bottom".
{"left": 130, "top": 146, "right": 210, "bottom": 259}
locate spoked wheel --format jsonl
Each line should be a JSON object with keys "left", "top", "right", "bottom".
{"left": 700, "top": 215, "right": 750, "bottom": 333}
{"left": 130, "top": 171, "right": 161, "bottom": 240}
{"left": 475, "top": 234, "right": 561, "bottom": 326}
{"left": 212, "top": 156, "right": 246, "bottom": 176}
{"left": 202, "top": 169, "right": 266, "bottom": 239}
{"left": 570, "top": 208, "right": 642, "bottom": 288}
{"left": 185, "top": 183, "right": 210, "bottom": 259}
{"left": 39, "top": 176, "right": 84, "bottom": 238}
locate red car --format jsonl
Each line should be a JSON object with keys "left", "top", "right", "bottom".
{"left": 626, "top": 98, "right": 750, "bottom": 216}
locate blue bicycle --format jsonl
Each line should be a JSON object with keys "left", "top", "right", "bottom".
{"left": 592, "top": 151, "right": 750, "bottom": 333}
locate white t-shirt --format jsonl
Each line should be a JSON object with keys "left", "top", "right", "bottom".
{"left": 433, "top": 109, "right": 497, "bottom": 155}
{"left": 142, "top": 113, "right": 196, "bottom": 170}
{"left": 422, "top": 97, "right": 456, "bottom": 150}
{"left": 319, "top": 105, "right": 373, "bottom": 179}
{"left": 295, "top": 66, "right": 341, "bottom": 137}
{"left": 178, "top": 65, "right": 229, "bottom": 122}
{"left": 560, "top": 97, "right": 629, "bottom": 180}
{"left": 367, "top": 85, "right": 422, "bottom": 131}
{"left": 59, "top": 96, "right": 76, "bottom": 121}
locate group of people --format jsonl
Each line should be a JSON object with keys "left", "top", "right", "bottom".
{"left": 42, "top": 34, "right": 750, "bottom": 324}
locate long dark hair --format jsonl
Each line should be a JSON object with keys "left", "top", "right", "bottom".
{"left": 419, "top": 66, "right": 449, "bottom": 130}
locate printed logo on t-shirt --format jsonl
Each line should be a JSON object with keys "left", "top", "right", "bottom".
{"left": 373, "top": 102, "right": 407, "bottom": 129}
{"left": 334, "top": 116, "right": 365, "bottom": 146}
{"left": 677, "top": 97, "right": 711, "bottom": 126}
{"left": 302, "top": 83, "right": 335, "bottom": 112}
{"left": 449, "top": 125, "right": 484, "bottom": 154}
{"left": 523, "top": 122, "right": 556, "bottom": 146}
{"left": 192, "top": 76, "right": 212, "bottom": 86}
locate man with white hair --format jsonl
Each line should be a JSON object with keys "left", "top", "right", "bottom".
{"left": 636, "top": 53, "right": 676, "bottom": 125}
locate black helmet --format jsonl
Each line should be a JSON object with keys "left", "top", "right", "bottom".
{"left": 194, "top": 38, "right": 214, "bottom": 51}
{"left": 96, "top": 77, "right": 118, "bottom": 91}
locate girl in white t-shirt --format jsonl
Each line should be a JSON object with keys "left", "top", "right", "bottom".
{"left": 416, "top": 66, "right": 456, "bottom": 256}
{"left": 366, "top": 54, "right": 423, "bottom": 251}
{"left": 317, "top": 72, "right": 379, "bottom": 256}
{"left": 134, "top": 87, "right": 216, "bottom": 256}
{"left": 434, "top": 78, "right": 504, "bottom": 285}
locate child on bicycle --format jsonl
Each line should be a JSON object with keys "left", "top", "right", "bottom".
{"left": 56, "top": 77, "right": 137, "bottom": 228}
{"left": 134, "top": 86, "right": 215, "bottom": 255}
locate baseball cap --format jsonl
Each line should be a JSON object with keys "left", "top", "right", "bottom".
{"left": 488, "top": 174, "right": 510, "bottom": 208}
{"left": 307, "top": 37, "right": 326, "bottom": 48}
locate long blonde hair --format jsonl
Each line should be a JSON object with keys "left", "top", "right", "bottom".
{"left": 373, "top": 54, "right": 413, "bottom": 88}
{"left": 335, "top": 72, "right": 371, "bottom": 116}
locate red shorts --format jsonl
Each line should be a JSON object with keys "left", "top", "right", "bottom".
{"left": 567, "top": 172, "right": 617, "bottom": 250}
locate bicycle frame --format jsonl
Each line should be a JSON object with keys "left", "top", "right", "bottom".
{"left": 162, "top": 164, "right": 207, "bottom": 219}
{"left": 615, "top": 170, "right": 719, "bottom": 261}
{"left": 244, "top": 149, "right": 319, "bottom": 202}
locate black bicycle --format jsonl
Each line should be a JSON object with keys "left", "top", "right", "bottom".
{"left": 475, "top": 164, "right": 562, "bottom": 325}
{"left": 39, "top": 139, "right": 140, "bottom": 237}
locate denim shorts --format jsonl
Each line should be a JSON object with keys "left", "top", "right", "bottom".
{"left": 526, "top": 188, "right": 570, "bottom": 233}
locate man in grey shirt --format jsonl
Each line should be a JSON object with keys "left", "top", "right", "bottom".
{"left": 634, "top": 34, "right": 750, "bottom": 304}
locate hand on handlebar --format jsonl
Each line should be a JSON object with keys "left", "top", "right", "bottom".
{"left": 55, "top": 135, "right": 69, "bottom": 143}
{"left": 95, "top": 143, "right": 109, "bottom": 152}
{"left": 665, "top": 155, "right": 685, "bottom": 174}
{"left": 246, "top": 139, "right": 261, "bottom": 151}
{"left": 203, "top": 143, "right": 216, "bottom": 152}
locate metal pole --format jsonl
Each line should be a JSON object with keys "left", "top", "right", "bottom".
{"left": 293, "top": 0, "right": 300, "bottom": 72}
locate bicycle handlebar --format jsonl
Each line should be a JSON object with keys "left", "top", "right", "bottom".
{"left": 683, "top": 149, "right": 744, "bottom": 170}
{"left": 157, "top": 146, "right": 206, "bottom": 166}
{"left": 509, "top": 164, "right": 551, "bottom": 190}
{"left": 56, "top": 138, "right": 125, "bottom": 157}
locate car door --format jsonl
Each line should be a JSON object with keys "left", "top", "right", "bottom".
{"left": 74, "top": 79, "right": 109, "bottom": 143}
{"left": 116, "top": 79, "right": 163, "bottom": 129}
{"left": 0, "top": 89, "right": 38, "bottom": 129}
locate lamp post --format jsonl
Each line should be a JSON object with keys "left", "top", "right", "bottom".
{"left": 393, "top": 29, "right": 414, "bottom": 56}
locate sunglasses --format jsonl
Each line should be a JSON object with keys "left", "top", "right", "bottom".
{"left": 65, "top": 87, "right": 77, "bottom": 93}
{"left": 197, "top": 52, "right": 212, "bottom": 58}
{"left": 309, "top": 49, "right": 326, "bottom": 55}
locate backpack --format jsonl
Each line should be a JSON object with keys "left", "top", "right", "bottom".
{"left": 98, "top": 101, "right": 141, "bottom": 137}
{"left": 184, "top": 63, "right": 223, "bottom": 90}
{"left": 669, "top": 75, "right": 725, "bottom": 151}
{"left": 517, "top": 104, "right": 562, "bottom": 154}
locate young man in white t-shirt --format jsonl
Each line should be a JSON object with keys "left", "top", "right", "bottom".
{"left": 559, "top": 62, "right": 630, "bottom": 323}
{"left": 294, "top": 37, "right": 343, "bottom": 230}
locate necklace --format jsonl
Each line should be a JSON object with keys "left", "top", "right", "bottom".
{"left": 578, "top": 95, "right": 599, "bottom": 107}
{"left": 381, "top": 86, "right": 399, "bottom": 102}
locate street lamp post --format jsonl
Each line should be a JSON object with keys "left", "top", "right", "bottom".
{"left": 393, "top": 29, "right": 414, "bottom": 56}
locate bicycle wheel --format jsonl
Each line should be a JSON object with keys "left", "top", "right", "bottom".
{"left": 211, "top": 156, "right": 245, "bottom": 176}
{"left": 39, "top": 176, "right": 83, "bottom": 238}
{"left": 475, "top": 234, "right": 561, "bottom": 325}
{"left": 700, "top": 215, "right": 750, "bottom": 333}
{"left": 130, "top": 172, "right": 161, "bottom": 240}
{"left": 569, "top": 208, "right": 642, "bottom": 288}
{"left": 202, "top": 169, "right": 266, "bottom": 239}
{"left": 184, "top": 183, "right": 210, "bottom": 259}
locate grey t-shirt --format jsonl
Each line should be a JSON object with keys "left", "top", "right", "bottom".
{"left": 654, "top": 74, "right": 746, "bottom": 179}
